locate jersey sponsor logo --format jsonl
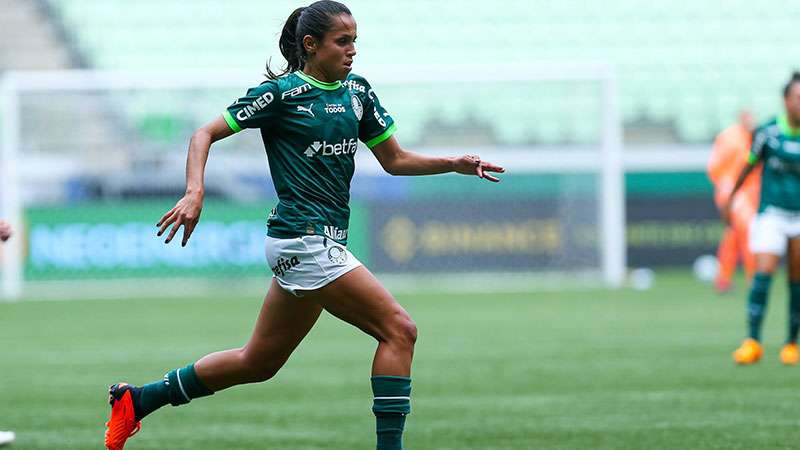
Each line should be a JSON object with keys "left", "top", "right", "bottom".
{"left": 343, "top": 79, "right": 366, "bottom": 93}
{"left": 373, "top": 109, "right": 387, "bottom": 128}
{"left": 351, "top": 96, "right": 363, "bottom": 120}
{"left": 304, "top": 138, "right": 358, "bottom": 157}
{"left": 282, "top": 83, "right": 312, "bottom": 99}
{"left": 297, "top": 103, "right": 315, "bottom": 117}
{"left": 325, "top": 103, "right": 346, "bottom": 114}
{"left": 235, "top": 92, "right": 274, "bottom": 122}
{"left": 324, "top": 225, "right": 348, "bottom": 241}
{"left": 767, "top": 156, "right": 800, "bottom": 174}
{"left": 271, "top": 255, "right": 300, "bottom": 277}
{"left": 327, "top": 246, "right": 348, "bottom": 264}
{"left": 784, "top": 141, "right": 800, "bottom": 154}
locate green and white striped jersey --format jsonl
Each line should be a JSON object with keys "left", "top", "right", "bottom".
{"left": 224, "top": 71, "right": 395, "bottom": 244}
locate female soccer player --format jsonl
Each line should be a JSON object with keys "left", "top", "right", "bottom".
{"left": 103, "top": 2, "right": 504, "bottom": 449}
{"left": 727, "top": 71, "right": 800, "bottom": 366}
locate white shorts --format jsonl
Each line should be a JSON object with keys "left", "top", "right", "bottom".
{"left": 265, "top": 235, "right": 362, "bottom": 297}
{"left": 749, "top": 207, "right": 800, "bottom": 256}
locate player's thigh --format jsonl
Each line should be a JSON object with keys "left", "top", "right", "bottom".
{"left": 243, "top": 278, "right": 323, "bottom": 361}
{"left": 303, "top": 266, "right": 415, "bottom": 343}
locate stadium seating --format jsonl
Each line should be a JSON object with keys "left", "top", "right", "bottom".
{"left": 44, "top": 0, "right": 800, "bottom": 144}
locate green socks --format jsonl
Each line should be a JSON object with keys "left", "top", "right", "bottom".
{"left": 371, "top": 376, "right": 411, "bottom": 450}
{"left": 135, "top": 363, "right": 213, "bottom": 420}
{"left": 748, "top": 273, "right": 772, "bottom": 341}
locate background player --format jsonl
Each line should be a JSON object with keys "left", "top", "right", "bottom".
{"left": 727, "top": 72, "right": 800, "bottom": 365}
{"left": 707, "top": 109, "right": 759, "bottom": 293}
{"left": 103, "top": 2, "right": 504, "bottom": 450}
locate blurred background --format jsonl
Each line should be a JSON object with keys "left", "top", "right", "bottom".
{"left": 3, "top": 1, "right": 800, "bottom": 449}
{"left": 6, "top": 0, "right": 796, "bottom": 298}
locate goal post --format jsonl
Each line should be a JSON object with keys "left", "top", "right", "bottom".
{"left": 1, "top": 64, "right": 625, "bottom": 300}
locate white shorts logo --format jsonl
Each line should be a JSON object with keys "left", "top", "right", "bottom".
{"left": 327, "top": 246, "right": 348, "bottom": 264}
{"left": 351, "top": 95, "right": 363, "bottom": 120}
{"left": 265, "top": 235, "right": 362, "bottom": 297}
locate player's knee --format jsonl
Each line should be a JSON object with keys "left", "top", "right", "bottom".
{"left": 388, "top": 314, "right": 417, "bottom": 349}
{"left": 239, "top": 348, "right": 282, "bottom": 382}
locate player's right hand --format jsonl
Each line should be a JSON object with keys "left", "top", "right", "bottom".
{"left": 157, "top": 192, "right": 203, "bottom": 247}
{"left": 0, "top": 220, "right": 12, "bottom": 242}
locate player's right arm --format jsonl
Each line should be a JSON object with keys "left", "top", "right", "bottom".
{"left": 0, "top": 219, "right": 12, "bottom": 242}
{"left": 157, "top": 116, "right": 234, "bottom": 246}
{"left": 158, "top": 81, "right": 281, "bottom": 246}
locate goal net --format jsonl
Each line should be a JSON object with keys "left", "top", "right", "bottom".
{"left": 0, "top": 65, "right": 624, "bottom": 300}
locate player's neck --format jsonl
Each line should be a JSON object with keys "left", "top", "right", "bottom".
{"left": 301, "top": 64, "right": 336, "bottom": 84}
{"left": 788, "top": 115, "right": 800, "bottom": 131}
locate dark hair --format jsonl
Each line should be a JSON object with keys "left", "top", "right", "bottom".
{"left": 784, "top": 71, "right": 800, "bottom": 97}
{"left": 266, "top": 1, "right": 352, "bottom": 80}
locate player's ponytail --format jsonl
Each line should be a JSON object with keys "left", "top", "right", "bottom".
{"left": 266, "top": 1, "right": 352, "bottom": 80}
{"left": 783, "top": 71, "right": 800, "bottom": 97}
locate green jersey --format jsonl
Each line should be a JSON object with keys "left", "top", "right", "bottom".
{"left": 749, "top": 114, "right": 800, "bottom": 212}
{"left": 223, "top": 71, "right": 396, "bottom": 244}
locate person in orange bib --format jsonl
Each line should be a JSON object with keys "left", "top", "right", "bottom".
{"left": 708, "top": 109, "right": 760, "bottom": 293}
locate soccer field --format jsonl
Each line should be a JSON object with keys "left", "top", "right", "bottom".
{"left": 1, "top": 271, "right": 798, "bottom": 450}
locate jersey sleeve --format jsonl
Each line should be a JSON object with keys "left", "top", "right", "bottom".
{"left": 223, "top": 81, "right": 281, "bottom": 132}
{"left": 748, "top": 126, "right": 768, "bottom": 165}
{"left": 350, "top": 76, "right": 396, "bottom": 148}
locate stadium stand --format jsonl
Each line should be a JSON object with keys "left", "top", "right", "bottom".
{"left": 19, "top": 0, "right": 800, "bottom": 144}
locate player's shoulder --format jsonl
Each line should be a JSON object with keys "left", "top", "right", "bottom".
{"left": 245, "top": 73, "right": 310, "bottom": 97}
{"left": 755, "top": 117, "right": 780, "bottom": 136}
{"left": 342, "top": 73, "right": 372, "bottom": 96}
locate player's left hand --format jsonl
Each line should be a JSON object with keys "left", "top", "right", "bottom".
{"left": 454, "top": 154, "right": 505, "bottom": 182}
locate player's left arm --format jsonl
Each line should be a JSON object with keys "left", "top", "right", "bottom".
{"left": 371, "top": 136, "right": 505, "bottom": 182}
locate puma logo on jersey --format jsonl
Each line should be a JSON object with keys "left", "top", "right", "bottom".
{"left": 297, "top": 104, "right": 315, "bottom": 117}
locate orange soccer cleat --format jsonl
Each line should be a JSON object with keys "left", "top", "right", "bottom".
{"left": 733, "top": 338, "right": 763, "bottom": 365}
{"left": 780, "top": 343, "right": 799, "bottom": 366}
{"left": 104, "top": 383, "right": 142, "bottom": 450}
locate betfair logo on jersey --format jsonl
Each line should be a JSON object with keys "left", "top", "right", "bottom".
{"left": 325, "top": 103, "right": 346, "bottom": 114}
{"left": 271, "top": 256, "right": 300, "bottom": 277}
{"left": 282, "top": 83, "right": 312, "bottom": 99}
{"left": 304, "top": 138, "right": 358, "bottom": 158}
{"left": 236, "top": 92, "right": 274, "bottom": 122}
{"left": 343, "top": 79, "right": 366, "bottom": 93}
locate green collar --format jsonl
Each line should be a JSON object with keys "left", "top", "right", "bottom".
{"left": 778, "top": 114, "right": 800, "bottom": 138}
{"left": 296, "top": 71, "right": 342, "bottom": 90}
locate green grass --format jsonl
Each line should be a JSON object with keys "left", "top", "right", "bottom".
{"left": 1, "top": 271, "right": 798, "bottom": 449}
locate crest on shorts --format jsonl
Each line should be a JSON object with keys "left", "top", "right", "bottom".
{"left": 328, "top": 246, "right": 348, "bottom": 264}
{"left": 351, "top": 95, "right": 363, "bottom": 121}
